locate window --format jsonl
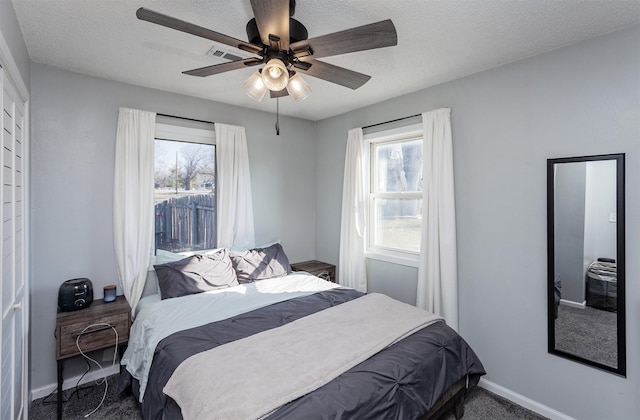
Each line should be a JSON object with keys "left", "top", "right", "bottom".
{"left": 154, "top": 123, "right": 216, "bottom": 253}
{"left": 365, "top": 124, "right": 423, "bottom": 265}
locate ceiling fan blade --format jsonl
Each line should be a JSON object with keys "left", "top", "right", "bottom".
{"left": 297, "top": 59, "right": 371, "bottom": 89}
{"left": 137, "top": 8, "right": 263, "bottom": 55}
{"left": 183, "top": 58, "right": 263, "bottom": 77}
{"left": 290, "top": 19, "right": 397, "bottom": 60}
{"left": 270, "top": 89, "right": 289, "bottom": 98}
{"left": 250, "top": 0, "right": 290, "bottom": 50}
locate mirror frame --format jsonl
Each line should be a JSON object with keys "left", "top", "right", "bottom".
{"left": 547, "top": 153, "right": 626, "bottom": 376}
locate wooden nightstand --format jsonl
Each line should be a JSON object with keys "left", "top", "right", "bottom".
{"left": 55, "top": 296, "right": 131, "bottom": 420}
{"left": 291, "top": 260, "right": 336, "bottom": 283}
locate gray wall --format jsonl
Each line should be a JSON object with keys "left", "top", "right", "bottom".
{"left": 0, "top": 0, "right": 30, "bottom": 90}
{"left": 315, "top": 25, "right": 640, "bottom": 419}
{"left": 29, "top": 64, "right": 318, "bottom": 392}
{"left": 554, "top": 162, "right": 586, "bottom": 303}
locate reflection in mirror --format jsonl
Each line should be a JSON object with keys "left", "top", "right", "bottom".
{"left": 547, "top": 154, "right": 625, "bottom": 376}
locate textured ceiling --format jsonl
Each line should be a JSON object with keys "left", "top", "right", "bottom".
{"left": 12, "top": 0, "right": 640, "bottom": 121}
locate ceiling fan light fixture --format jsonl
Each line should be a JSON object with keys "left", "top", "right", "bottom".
{"left": 262, "top": 58, "right": 289, "bottom": 91}
{"left": 137, "top": 2, "right": 398, "bottom": 104}
{"left": 286, "top": 73, "right": 312, "bottom": 102}
{"left": 242, "top": 71, "right": 268, "bottom": 101}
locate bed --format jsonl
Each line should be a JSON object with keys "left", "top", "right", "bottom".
{"left": 119, "top": 244, "right": 485, "bottom": 419}
{"left": 586, "top": 258, "right": 617, "bottom": 312}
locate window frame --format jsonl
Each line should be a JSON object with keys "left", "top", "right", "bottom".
{"left": 152, "top": 122, "right": 217, "bottom": 257}
{"left": 364, "top": 123, "right": 424, "bottom": 267}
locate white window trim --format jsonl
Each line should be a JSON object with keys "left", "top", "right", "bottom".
{"left": 364, "top": 123, "right": 423, "bottom": 267}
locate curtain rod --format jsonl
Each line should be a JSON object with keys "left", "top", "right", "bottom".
{"left": 362, "top": 113, "right": 421, "bottom": 130}
{"left": 156, "top": 113, "right": 215, "bottom": 125}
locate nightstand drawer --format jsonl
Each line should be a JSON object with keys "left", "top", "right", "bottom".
{"left": 58, "top": 313, "right": 129, "bottom": 359}
{"left": 307, "top": 267, "right": 335, "bottom": 282}
{"left": 291, "top": 260, "right": 336, "bottom": 283}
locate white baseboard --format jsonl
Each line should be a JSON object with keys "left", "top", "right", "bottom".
{"left": 30, "top": 364, "right": 120, "bottom": 401}
{"left": 478, "top": 378, "right": 575, "bottom": 420}
{"left": 559, "top": 299, "right": 586, "bottom": 309}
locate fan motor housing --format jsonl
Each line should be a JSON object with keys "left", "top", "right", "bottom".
{"left": 246, "top": 18, "right": 308, "bottom": 47}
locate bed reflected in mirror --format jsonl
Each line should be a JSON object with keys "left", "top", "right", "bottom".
{"left": 547, "top": 154, "right": 625, "bottom": 376}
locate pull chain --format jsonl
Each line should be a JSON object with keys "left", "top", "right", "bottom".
{"left": 275, "top": 97, "right": 280, "bottom": 135}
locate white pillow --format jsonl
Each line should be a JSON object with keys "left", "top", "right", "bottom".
{"left": 154, "top": 248, "right": 222, "bottom": 265}
{"left": 154, "top": 249, "right": 186, "bottom": 265}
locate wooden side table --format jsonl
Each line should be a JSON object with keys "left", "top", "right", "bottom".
{"left": 291, "top": 260, "right": 337, "bottom": 283}
{"left": 55, "top": 296, "right": 131, "bottom": 419}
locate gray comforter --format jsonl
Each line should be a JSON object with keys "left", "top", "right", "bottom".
{"left": 120, "top": 288, "right": 485, "bottom": 419}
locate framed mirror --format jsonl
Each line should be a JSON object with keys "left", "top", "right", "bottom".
{"left": 547, "top": 153, "right": 625, "bottom": 376}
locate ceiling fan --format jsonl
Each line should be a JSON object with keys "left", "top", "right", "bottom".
{"left": 136, "top": 0, "right": 398, "bottom": 102}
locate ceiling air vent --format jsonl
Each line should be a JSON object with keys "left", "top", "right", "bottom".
{"left": 206, "top": 45, "right": 256, "bottom": 61}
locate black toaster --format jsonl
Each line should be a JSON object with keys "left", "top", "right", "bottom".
{"left": 58, "top": 278, "right": 93, "bottom": 311}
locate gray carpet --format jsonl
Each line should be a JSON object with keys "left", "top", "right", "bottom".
{"left": 555, "top": 304, "right": 617, "bottom": 368}
{"left": 29, "top": 374, "right": 547, "bottom": 420}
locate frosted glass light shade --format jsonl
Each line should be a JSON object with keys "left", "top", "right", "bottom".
{"left": 286, "top": 74, "right": 312, "bottom": 102}
{"left": 261, "top": 59, "right": 289, "bottom": 91}
{"left": 242, "top": 71, "right": 268, "bottom": 101}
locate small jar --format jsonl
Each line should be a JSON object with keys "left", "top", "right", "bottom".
{"left": 103, "top": 285, "right": 117, "bottom": 303}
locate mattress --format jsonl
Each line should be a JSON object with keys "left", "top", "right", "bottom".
{"left": 119, "top": 275, "right": 485, "bottom": 419}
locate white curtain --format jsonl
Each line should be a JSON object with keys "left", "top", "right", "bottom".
{"left": 339, "top": 128, "right": 367, "bottom": 292}
{"left": 215, "top": 123, "right": 255, "bottom": 249}
{"left": 113, "top": 107, "right": 156, "bottom": 314}
{"left": 416, "top": 108, "right": 459, "bottom": 331}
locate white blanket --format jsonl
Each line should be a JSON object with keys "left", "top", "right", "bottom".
{"left": 121, "top": 274, "right": 340, "bottom": 401}
{"left": 163, "top": 293, "right": 443, "bottom": 420}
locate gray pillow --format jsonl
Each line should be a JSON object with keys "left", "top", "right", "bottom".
{"left": 154, "top": 249, "right": 239, "bottom": 299}
{"left": 229, "top": 243, "right": 291, "bottom": 284}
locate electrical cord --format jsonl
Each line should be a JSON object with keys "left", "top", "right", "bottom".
{"left": 75, "top": 323, "right": 119, "bottom": 418}
{"left": 74, "top": 358, "right": 94, "bottom": 398}
{"left": 42, "top": 358, "right": 93, "bottom": 405}
{"left": 41, "top": 386, "right": 67, "bottom": 405}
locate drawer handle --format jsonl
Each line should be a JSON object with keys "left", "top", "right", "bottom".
{"left": 74, "top": 325, "right": 114, "bottom": 338}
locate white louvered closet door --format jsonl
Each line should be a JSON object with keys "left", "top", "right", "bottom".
{"left": 0, "top": 65, "right": 28, "bottom": 420}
